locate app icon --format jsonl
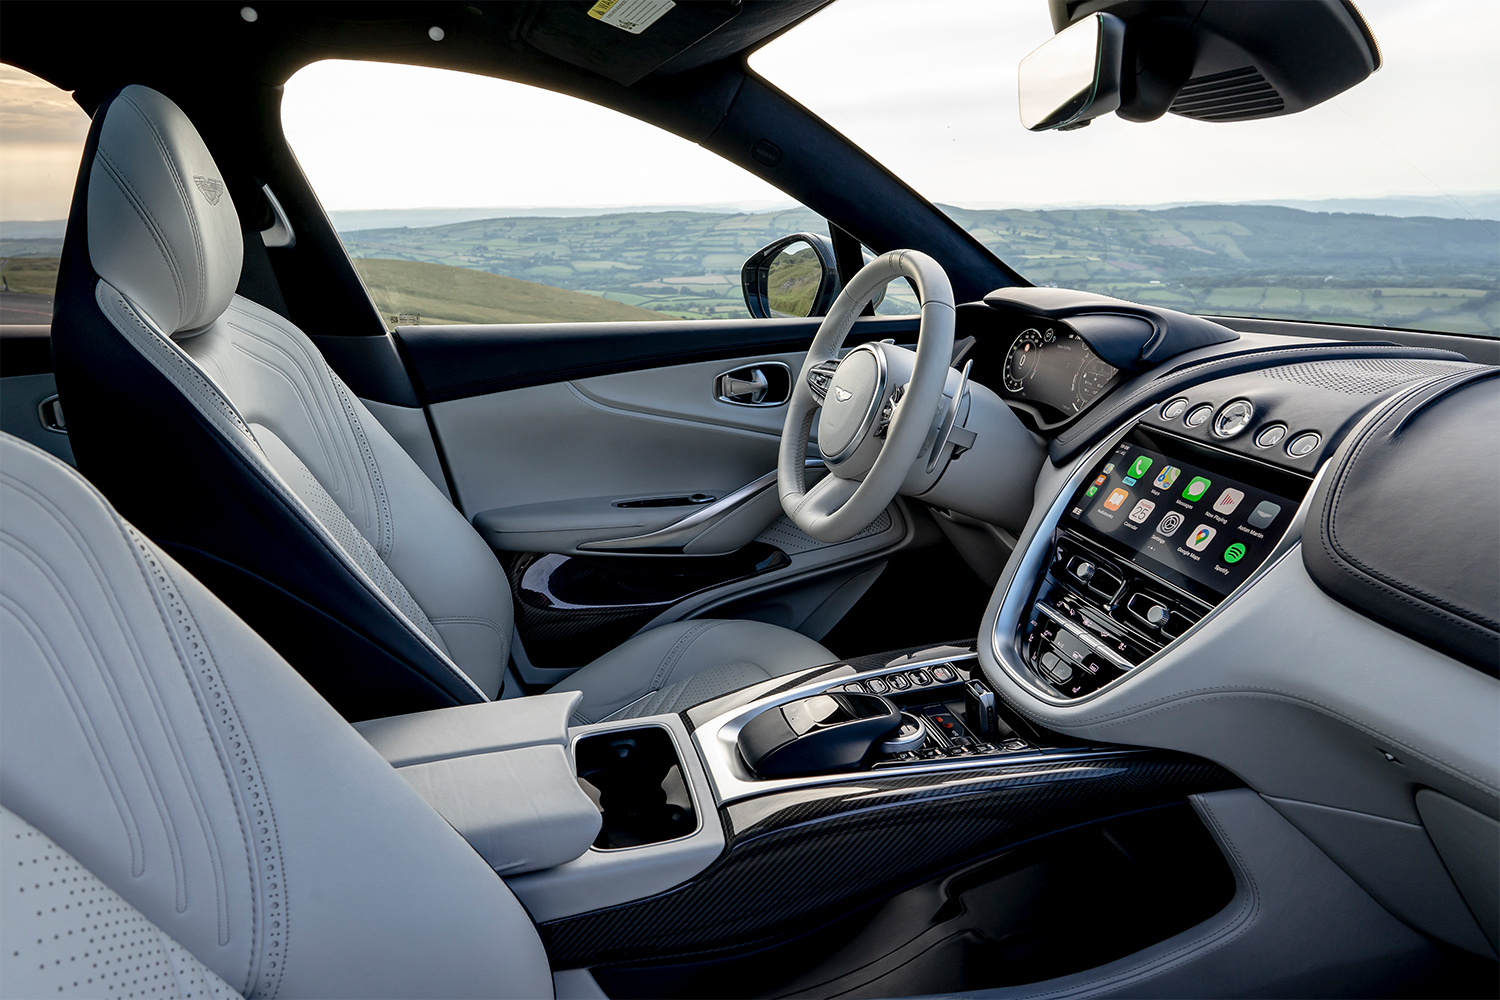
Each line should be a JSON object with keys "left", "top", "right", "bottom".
{"left": 1156, "top": 511, "right": 1184, "bottom": 536}
{"left": 1085, "top": 485, "right": 1099, "bottom": 497}
{"left": 1103, "top": 462, "right": 1116, "bottom": 474}
{"left": 1103, "top": 488, "right": 1130, "bottom": 511}
{"left": 1223, "top": 542, "right": 1247, "bottom": 564}
{"left": 1213, "top": 488, "right": 1246, "bottom": 515}
{"left": 1152, "top": 466, "right": 1181, "bottom": 490}
{"left": 1186, "top": 524, "right": 1217, "bottom": 551}
{"left": 1128, "top": 455, "right": 1154, "bottom": 479}
{"left": 1128, "top": 499, "right": 1156, "bottom": 524}
{"left": 1247, "top": 500, "right": 1282, "bottom": 529}
{"left": 1182, "top": 476, "right": 1212, "bottom": 502}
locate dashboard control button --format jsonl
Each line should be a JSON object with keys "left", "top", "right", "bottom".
{"left": 931, "top": 665, "right": 956, "bottom": 683}
{"left": 1073, "top": 560, "right": 1096, "bottom": 583}
{"left": 1145, "top": 604, "right": 1170, "bottom": 627}
{"left": 887, "top": 673, "right": 910, "bottom": 691}
{"left": 1213, "top": 399, "right": 1255, "bottom": 438}
{"left": 1287, "top": 431, "right": 1321, "bottom": 457}
{"left": 1255, "top": 423, "right": 1288, "bottom": 448}
{"left": 865, "top": 677, "right": 889, "bottom": 695}
{"left": 908, "top": 669, "right": 931, "bottom": 686}
{"left": 842, "top": 681, "right": 866, "bottom": 693}
{"left": 1039, "top": 651, "right": 1073, "bottom": 684}
{"left": 1160, "top": 397, "right": 1189, "bottom": 420}
{"left": 1185, "top": 404, "right": 1214, "bottom": 428}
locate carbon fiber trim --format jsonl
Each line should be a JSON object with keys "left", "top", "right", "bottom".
{"left": 540, "top": 751, "right": 1236, "bottom": 967}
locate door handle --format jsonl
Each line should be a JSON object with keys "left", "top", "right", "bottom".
{"left": 715, "top": 362, "right": 791, "bottom": 407}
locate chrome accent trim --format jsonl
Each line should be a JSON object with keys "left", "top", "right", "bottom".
{"left": 821, "top": 344, "right": 888, "bottom": 467}
{"left": 1033, "top": 601, "right": 1134, "bottom": 671}
{"left": 37, "top": 394, "right": 67, "bottom": 434}
{"left": 926, "top": 358, "right": 972, "bottom": 474}
{"left": 578, "top": 459, "right": 825, "bottom": 552}
{"left": 691, "top": 652, "right": 1138, "bottom": 805}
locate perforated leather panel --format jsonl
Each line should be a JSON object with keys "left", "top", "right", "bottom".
{"left": 1, "top": 807, "right": 239, "bottom": 1000}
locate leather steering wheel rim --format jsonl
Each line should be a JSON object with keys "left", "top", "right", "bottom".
{"left": 778, "top": 250, "right": 955, "bottom": 542}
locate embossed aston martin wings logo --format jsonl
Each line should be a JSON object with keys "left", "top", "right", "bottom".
{"left": 193, "top": 175, "right": 226, "bottom": 205}
{"left": 834, "top": 387, "right": 853, "bottom": 402}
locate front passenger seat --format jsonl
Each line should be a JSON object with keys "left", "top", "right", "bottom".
{"left": 0, "top": 433, "right": 554, "bottom": 999}
{"left": 50, "top": 85, "right": 833, "bottom": 722}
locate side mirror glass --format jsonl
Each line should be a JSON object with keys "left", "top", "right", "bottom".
{"left": 1018, "top": 12, "right": 1125, "bottom": 131}
{"left": 741, "top": 233, "right": 841, "bottom": 319}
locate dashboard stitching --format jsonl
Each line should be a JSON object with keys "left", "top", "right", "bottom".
{"left": 1042, "top": 689, "right": 1497, "bottom": 798}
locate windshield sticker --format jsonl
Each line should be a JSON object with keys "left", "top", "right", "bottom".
{"left": 588, "top": 0, "right": 675, "bottom": 35}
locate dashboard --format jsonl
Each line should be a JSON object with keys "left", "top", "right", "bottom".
{"left": 998, "top": 322, "right": 1121, "bottom": 426}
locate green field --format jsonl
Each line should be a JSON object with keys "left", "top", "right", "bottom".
{"left": 765, "top": 246, "right": 824, "bottom": 317}
{"left": 0, "top": 256, "right": 59, "bottom": 295}
{"left": 350, "top": 258, "right": 666, "bottom": 325}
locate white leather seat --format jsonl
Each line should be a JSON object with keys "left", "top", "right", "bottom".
{"left": 49, "top": 85, "right": 833, "bottom": 723}
{"left": 0, "top": 432, "right": 553, "bottom": 999}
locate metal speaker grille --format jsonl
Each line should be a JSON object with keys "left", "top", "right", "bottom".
{"left": 1170, "top": 67, "right": 1285, "bottom": 122}
{"left": 1256, "top": 358, "right": 1468, "bottom": 396}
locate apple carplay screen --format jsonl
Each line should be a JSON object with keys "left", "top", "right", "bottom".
{"left": 1064, "top": 432, "right": 1307, "bottom": 603}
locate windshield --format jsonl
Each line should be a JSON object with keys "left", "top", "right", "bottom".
{"left": 752, "top": 0, "right": 1499, "bottom": 338}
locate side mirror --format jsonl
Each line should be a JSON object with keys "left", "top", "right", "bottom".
{"left": 741, "top": 233, "right": 841, "bottom": 319}
{"left": 1017, "top": 12, "right": 1125, "bottom": 131}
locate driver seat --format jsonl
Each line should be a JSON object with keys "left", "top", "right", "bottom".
{"left": 50, "top": 84, "right": 834, "bottom": 722}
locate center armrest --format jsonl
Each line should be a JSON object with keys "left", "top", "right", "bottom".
{"left": 354, "top": 690, "right": 582, "bottom": 767}
{"left": 355, "top": 692, "right": 601, "bottom": 874}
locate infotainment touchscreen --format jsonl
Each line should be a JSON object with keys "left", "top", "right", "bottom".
{"left": 1064, "top": 434, "right": 1306, "bottom": 600}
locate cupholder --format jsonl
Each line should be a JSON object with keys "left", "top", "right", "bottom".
{"left": 575, "top": 726, "right": 697, "bottom": 849}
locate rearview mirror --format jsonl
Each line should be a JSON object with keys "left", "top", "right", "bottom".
{"left": 1017, "top": 12, "right": 1125, "bottom": 131}
{"left": 741, "top": 233, "right": 841, "bottom": 319}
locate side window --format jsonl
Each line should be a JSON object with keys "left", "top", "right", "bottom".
{"left": 281, "top": 61, "right": 826, "bottom": 326}
{"left": 0, "top": 65, "right": 90, "bottom": 325}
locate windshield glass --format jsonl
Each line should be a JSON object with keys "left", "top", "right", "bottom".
{"left": 752, "top": 0, "right": 1499, "bottom": 338}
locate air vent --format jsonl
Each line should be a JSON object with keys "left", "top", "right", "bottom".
{"left": 1256, "top": 358, "right": 1469, "bottom": 396}
{"left": 1170, "top": 67, "right": 1284, "bottom": 122}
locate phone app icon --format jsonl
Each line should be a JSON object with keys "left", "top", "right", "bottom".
{"left": 1157, "top": 511, "right": 1184, "bottom": 536}
{"left": 1103, "top": 487, "right": 1130, "bottom": 512}
{"left": 1182, "top": 476, "right": 1212, "bottom": 502}
{"left": 1085, "top": 485, "right": 1099, "bottom": 497}
{"left": 1152, "top": 466, "right": 1181, "bottom": 490}
{"left": 1186, "top": 524, "right": 1217, "bottom": 551}
{"left": 1213, "top": 488, "right": 1246, "bottom": 515}
{"left": 1223, "top": 542, "right": 1247, "bottom": 564}
{"left": 1128, "top": 499, "right": 1156, "bottom": 524}
{"left": 1247, "top": 500, "right": 1282, "bottom": 529}
{"left": 1128, "top": 456, "right": 1154, "bottom": 479}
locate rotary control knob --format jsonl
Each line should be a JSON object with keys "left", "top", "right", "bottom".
{"left": 1145, "top": 604, "right": 1170, "bottom": 627}
{"left": 1074, "top": 560, "right": 1096, "bottom": 583}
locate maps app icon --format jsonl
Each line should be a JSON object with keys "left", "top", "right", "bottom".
{"left": 1152, "top": 466, "right": 1180, "bottom": 490}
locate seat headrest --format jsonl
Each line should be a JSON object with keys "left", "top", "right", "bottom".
{"left": 86, "top": 86, "right": 243, "bottom": 336}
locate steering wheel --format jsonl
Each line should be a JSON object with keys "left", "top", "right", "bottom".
{"left": 778, "top": 250, "right": 955, "bottom": 542}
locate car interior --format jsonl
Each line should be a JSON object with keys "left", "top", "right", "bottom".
{"left": 1, "top": 2, "right": 1496, "bottom": 999}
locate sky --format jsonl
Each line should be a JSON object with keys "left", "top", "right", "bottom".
{"left": 1, "top": 0, "right": 1496, "bottom": 221}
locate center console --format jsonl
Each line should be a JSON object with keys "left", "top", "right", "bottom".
{"left": 1021, "top": 426, "right": 1311, "bottom": 698}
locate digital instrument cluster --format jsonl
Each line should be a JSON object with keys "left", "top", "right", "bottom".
{"left": 999, "top": 324, "right": 1120, "bottom": 422}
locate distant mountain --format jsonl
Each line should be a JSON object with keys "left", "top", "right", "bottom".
{"left": 0, "top": 221, "right": 66, "bottom": 240}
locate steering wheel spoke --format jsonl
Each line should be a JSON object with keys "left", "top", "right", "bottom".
{"left": 805, "top": 359, "right": 839, "bottom": 403}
